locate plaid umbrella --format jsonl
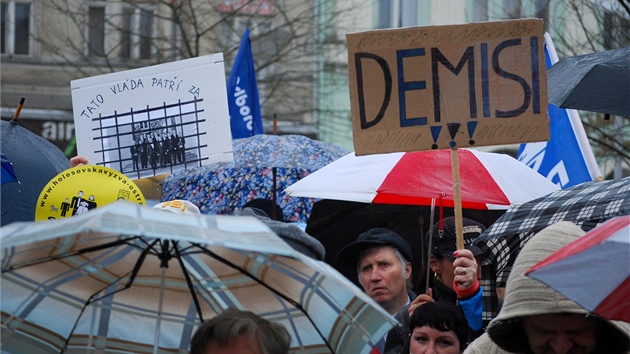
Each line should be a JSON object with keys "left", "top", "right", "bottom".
{"left": 161, "top": 134, "right": 348, "bottom": 223}
{"left": 1, "top": 201, "right": 394, "bottom": 354}
{"left": 475, "top": 177, "right": 630, "bottom": 291}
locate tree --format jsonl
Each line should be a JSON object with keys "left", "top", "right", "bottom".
{"left": 33, "top": 0, "right": 362, "bottom": 135}
{"left": 29, "top": 0, "right": 629, "bottom": 178}
{"left": 466, "top": 0, "right": 629, "bottom": 178}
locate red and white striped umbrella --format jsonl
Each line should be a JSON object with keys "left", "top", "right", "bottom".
{"left": 526, "top": 215, "right": 630, "bottom": 323}
{"left": 285, "top": 149, "right": 559, "bottom": 210}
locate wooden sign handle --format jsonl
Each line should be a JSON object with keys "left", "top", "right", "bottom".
{"left": 451, "top": 148, "right": 464, "bottom": 250}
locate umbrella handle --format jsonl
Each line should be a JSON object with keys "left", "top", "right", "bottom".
{"left": 272, "top": 167, "right": 278, "bottom": 220}
{"left": 425, "top": 198, "right": 436, "bottom": 294}
{"left": 271, "top": 113, "right": 278, "bottom": 220}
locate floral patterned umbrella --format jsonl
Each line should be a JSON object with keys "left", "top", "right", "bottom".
{"left": 161, "top": 134, "right": 348, "bottom": 223}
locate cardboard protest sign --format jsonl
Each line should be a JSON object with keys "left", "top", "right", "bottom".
{"left": 347, "top": 19, "right": 549, "bottom": 155}
{"left": 71, "top": 54, "right": 233, "bottom": 179}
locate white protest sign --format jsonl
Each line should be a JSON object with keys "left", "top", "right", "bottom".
{"left": 71, "top": 54, "right": 233, "bottom": 179}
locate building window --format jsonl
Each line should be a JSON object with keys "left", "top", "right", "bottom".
{"left": 503, "top": 0, "right": 522, "bottom": 19}
{"left": 120, "top": 7, "right": 133, "bottom": 58}
{"left": 400, "top": 0, "right": 417, "bottom": 27}
{"left": 603, "top": 10, "right": 630, "bottom": 49}
{"left": 119, "top": 6, "right": 154, "bottom": 60}
{"left": 471, "top": 0, "right": 489, "bottom": 22}
{"left": 535, "top": 0, "right": 549, "bottom": 32}
{"left": 377, "top": 0, "right": 392, "bottom": 29}
{"left": 138, "top": 8, "right": 153, "bottom": 59}
{"left": 1, "top": 0, "right": 31, "bottom": 55}
{"left": 377, "top": 0, "right": 417, "bottom": 29}
{"left": 318, "top": 0, "right": 337, "bottom": 43}
{"left": 219, "top": 0, "right": 273, "bottom": 15}
{"left": 88, "top": 5, "right": 105, "bottom": 57}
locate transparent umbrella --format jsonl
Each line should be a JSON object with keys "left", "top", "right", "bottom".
{"left": 1, "top": 201, "right": 394, "bottom": 353}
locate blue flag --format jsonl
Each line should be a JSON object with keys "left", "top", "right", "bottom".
{"left": 517, "top": 33, "right": 601, "bottom": 189}
{"left": 227, "top": 29, "right": 264, "bottom": 139}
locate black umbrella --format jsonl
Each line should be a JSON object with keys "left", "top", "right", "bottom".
{"left": 306, "top": 199, "right": 505, "bottom": 288}
{"left": 547, "top": 47, "right": 630, "bottom": 117}
{"left": 1, "top": 119, "right": 69, "bottom": 226}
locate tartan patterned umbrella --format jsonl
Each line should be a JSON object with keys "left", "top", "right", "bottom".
{"left": 475, "top": 177, "right": 630, "bottom": 291}
{"left": 1, "top": 201, "right": 394, "bottom": 354}
{"left": 161, "top": 134, "right": 348, "bottom": 223}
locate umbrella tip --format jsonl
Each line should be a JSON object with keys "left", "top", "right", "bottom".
{"left": 11, "top": 97, "right": 25, "bottom": 124}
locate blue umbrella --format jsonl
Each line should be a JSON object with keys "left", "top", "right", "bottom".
{"left": 161, "top": 134, "right": 348, "bottom": 223}
{"left": 1, "top": 153, "right": 18, "bottom": 185}
{"left": 1, "top": 120, "right": 69, "bottom": 226}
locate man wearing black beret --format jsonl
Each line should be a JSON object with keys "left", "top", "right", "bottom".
{"left": 337, "top": 228, "right": 416, "bottom": 315}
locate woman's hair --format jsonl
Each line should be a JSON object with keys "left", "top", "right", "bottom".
{"left": 409, "top": 301, "right": 469, "bottom": 349}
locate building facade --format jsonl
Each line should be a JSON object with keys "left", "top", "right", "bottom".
{"left": 1, "top": 0, "right": 321, "bottom": 152}
{"left": 2, "top": 0, "right": 627, "bottom": 176}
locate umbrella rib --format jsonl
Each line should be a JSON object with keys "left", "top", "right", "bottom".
{"left": 1, "top": 237, "right": 140, "bottom": 273}
{"left": 60, "top": 239, "right": 158, "bottom": 353}
{"left": 173, "top": 241, "right": 205, "bottom": 322}
{"left": 193, "top": 243, "right": 335, "bottom": 353}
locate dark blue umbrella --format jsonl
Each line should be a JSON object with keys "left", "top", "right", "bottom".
{"left": 1, "top": 153, "right": 18, "bottom": 185}
{"left": 1, "top": 120, "right": 69, "bottom": 226}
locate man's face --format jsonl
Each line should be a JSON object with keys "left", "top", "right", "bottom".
{"left": 522, "top": 314, "right": 600, "bottom": 354}
{"left": 358, "top": 246, "right": 411, "bottom": 314}
{"left": 433, "top": 256, "right": 455, "bottom": 290}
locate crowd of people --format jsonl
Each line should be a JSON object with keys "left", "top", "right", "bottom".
{"left": 160, "top": 200, "right": 630, "bottom": 354}
{"left": 68, "top": 156, "right": 630, "bottom": 354}
{"left": 182, "top": 216, "right": 630, "bottom": 354}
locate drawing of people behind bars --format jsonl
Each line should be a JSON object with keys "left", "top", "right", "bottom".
{"left": 108, "top": 100, "right": 200, "bottom": 179}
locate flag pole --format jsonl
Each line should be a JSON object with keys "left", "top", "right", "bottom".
{"left": 451, "top": 148, "right": 464, "bottom": 250}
